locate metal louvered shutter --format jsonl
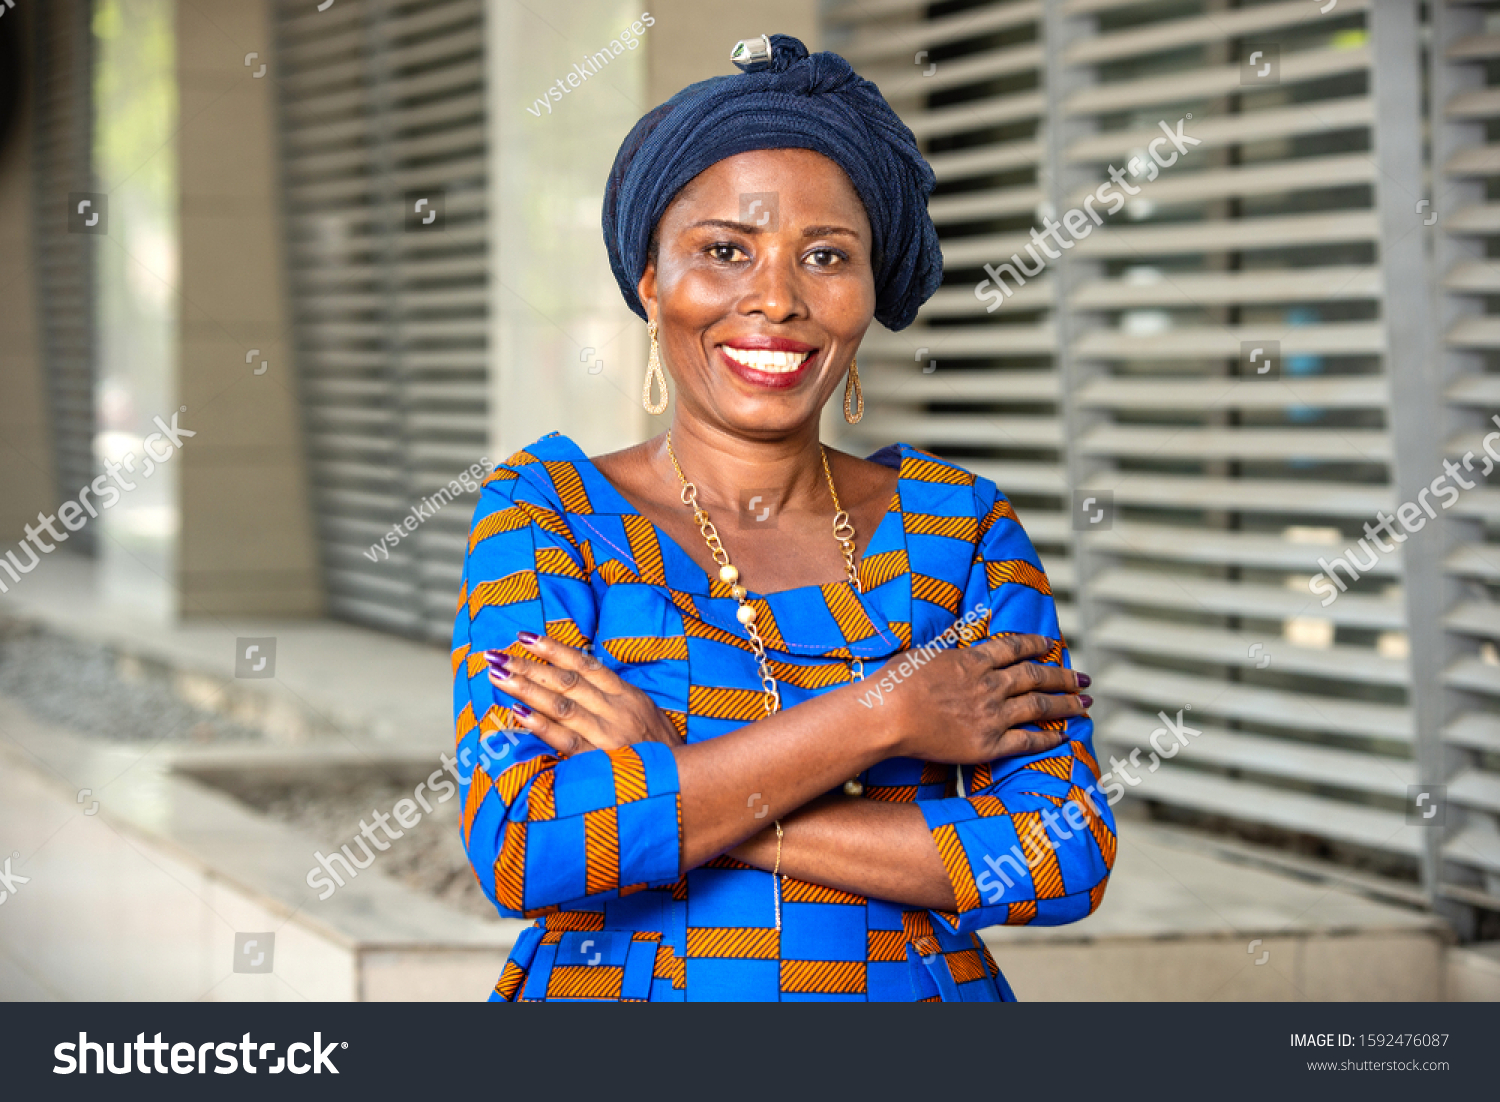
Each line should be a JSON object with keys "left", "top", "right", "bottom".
{"left": 30, "top": 0, "right": 97, "bottom": 551}
{"left": 272, "top": 0, "right": 489, "bottom": 643}
{"left": 1430, "top": 0, "right": 1500, "bottom": 921}
{"left": 825, "top": 0, "right": 1474, "bottom": 913}
{"left": 1046, "top": 0, "right": 1443, "bottom": 888}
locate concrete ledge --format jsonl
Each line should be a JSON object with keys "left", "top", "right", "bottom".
{"left": 0, "top": 698, "right": 521, "bottom": 1001}
{"left": 1, "top": 689, "right": 1454, "bottom": 1001}
{"left": 1446, "top": 944, "right": 1500, "bottom": 1001}
{"left": 983, "top": 819, "right": 1448, "bottom": 1001}
{"left": 986, "top": 931, "right": 1446, "bottom": 1002}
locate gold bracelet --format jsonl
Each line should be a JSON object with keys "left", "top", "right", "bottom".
{"left": 772, "top": 819, "right": 784, "bottom": 931}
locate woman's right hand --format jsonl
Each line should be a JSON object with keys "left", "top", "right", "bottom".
{"left": 873, "top": 634, "right": 1091, "bottom": 764}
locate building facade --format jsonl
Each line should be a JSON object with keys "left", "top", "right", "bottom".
{"left": 0, "top": 0, "right": 1495, "bottom": 935}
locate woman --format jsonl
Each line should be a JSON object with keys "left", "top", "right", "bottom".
{"left": 454, "top": 33, "right": 1114, "bottom": 1002}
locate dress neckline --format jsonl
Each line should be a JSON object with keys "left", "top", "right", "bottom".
{"left": 557, "top": 434, "right": 906, "bottom": 601}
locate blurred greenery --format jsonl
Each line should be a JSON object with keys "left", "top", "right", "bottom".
{"left": 91, "top": 0, "right": 179, "bottom": 615}
{"left": 93, "top": 0, "right": 176, "bottom": 200}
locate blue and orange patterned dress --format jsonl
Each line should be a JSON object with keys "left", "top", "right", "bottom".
{"left": 453, "top": 432, "right": 1116, "bottom": 1001}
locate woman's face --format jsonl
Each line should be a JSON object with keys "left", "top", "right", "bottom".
{"left": 636, "top": 148, "right": 876, "bottom": 439}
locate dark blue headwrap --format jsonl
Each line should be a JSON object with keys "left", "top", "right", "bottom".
{"left": 602, "top": 33, "right": 942, "bottom": 332}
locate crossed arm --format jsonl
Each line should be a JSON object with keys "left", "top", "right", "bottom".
{"left": 455, "top": 476, "right": 1113, "bottom": 928}
{"left": 471, "top": 630, "right": 1089, "bottom": 914}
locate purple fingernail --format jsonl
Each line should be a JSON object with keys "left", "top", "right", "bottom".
{"left": 485, "top": 651, "right": 509, "bottom": 669}
{"left": 518, "top": 631, "right": 539, "bottom": 645}
{"left": 1076, "top": 673, "right": 1092, "bottom": 688}
{"left": 512, "top": 702, "right": 532, "bottom": 717}
{"left": 490, "top": 666, "right": 512, "bottom": 681}
{"left": 1079, "top": 694, "right": 1093, "bottom": 708}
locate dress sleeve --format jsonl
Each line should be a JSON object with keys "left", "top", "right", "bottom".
{"left": 453, "top": 461, "right": 683, "bottom": 918}
{"left": 914, "top": 484, "right": 1117, "bottom": 935}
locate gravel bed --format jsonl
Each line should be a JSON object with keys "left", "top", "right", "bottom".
{"left": 0, "top": 625, "right": 262, "bottom": 744}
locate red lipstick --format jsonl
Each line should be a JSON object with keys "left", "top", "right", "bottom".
{"left": 717, "top": 337, "right": 821, "bottom": 390}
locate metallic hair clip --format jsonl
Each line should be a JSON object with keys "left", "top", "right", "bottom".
{"left": 730, "top": 33, "right": 773, "bottom": 72}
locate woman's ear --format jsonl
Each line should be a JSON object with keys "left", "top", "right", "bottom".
{"left": 636, "top": 261, "right": 657, "bottom": 323}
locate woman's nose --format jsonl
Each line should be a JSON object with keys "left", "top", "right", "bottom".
{"left": 740, "top": 242, "right": 807, "bottom": 323}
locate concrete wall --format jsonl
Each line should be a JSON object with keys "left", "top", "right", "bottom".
{"left": 486, "top": 0, "right": 655, "bottom": 461}
{"left": 174, "top": 0, "right": 322, "bottom": 616}
{"left": 0, "top": 8, "right": 55, "bottom": 543}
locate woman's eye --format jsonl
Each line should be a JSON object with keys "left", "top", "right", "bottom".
{"left": 807, "top": 248, "right": 845, "bottom": 268}
{"left": 709, "top": 243, "right": 747, "bottom": 263}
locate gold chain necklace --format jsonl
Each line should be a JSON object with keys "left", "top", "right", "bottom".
{"left": 665, "top": 431, "right": 868, "bottom": 931}
{"left": 665, "top": 431, "right": 868, "bottom": 797}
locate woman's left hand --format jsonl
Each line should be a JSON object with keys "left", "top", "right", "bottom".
{"left": 484, "top": 634, "right": 684, "bottom": 759}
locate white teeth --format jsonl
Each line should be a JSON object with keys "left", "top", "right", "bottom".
{"left": 721, "top": 347, "right": 812, "bottom": 373}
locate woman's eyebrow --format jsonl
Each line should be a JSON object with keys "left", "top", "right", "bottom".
{"left": 683, "top": 219, "right": 862, "bottom": 239}
{"left": 686, "top": 218, "right": 762, "bottom": 234}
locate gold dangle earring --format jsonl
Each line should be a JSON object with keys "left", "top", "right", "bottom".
{"left": 843, "top": 355, "right": 863, "bottom": 424}
{"left": 643, "top": 320, "right": 669, "bottom": 415}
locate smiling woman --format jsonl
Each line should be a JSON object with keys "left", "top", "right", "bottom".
{"left": 637, "top": 146, "right": 874, "bottom": 433}
{"left": 452, "top": 33, "right": 1115, "bottom": 1003}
